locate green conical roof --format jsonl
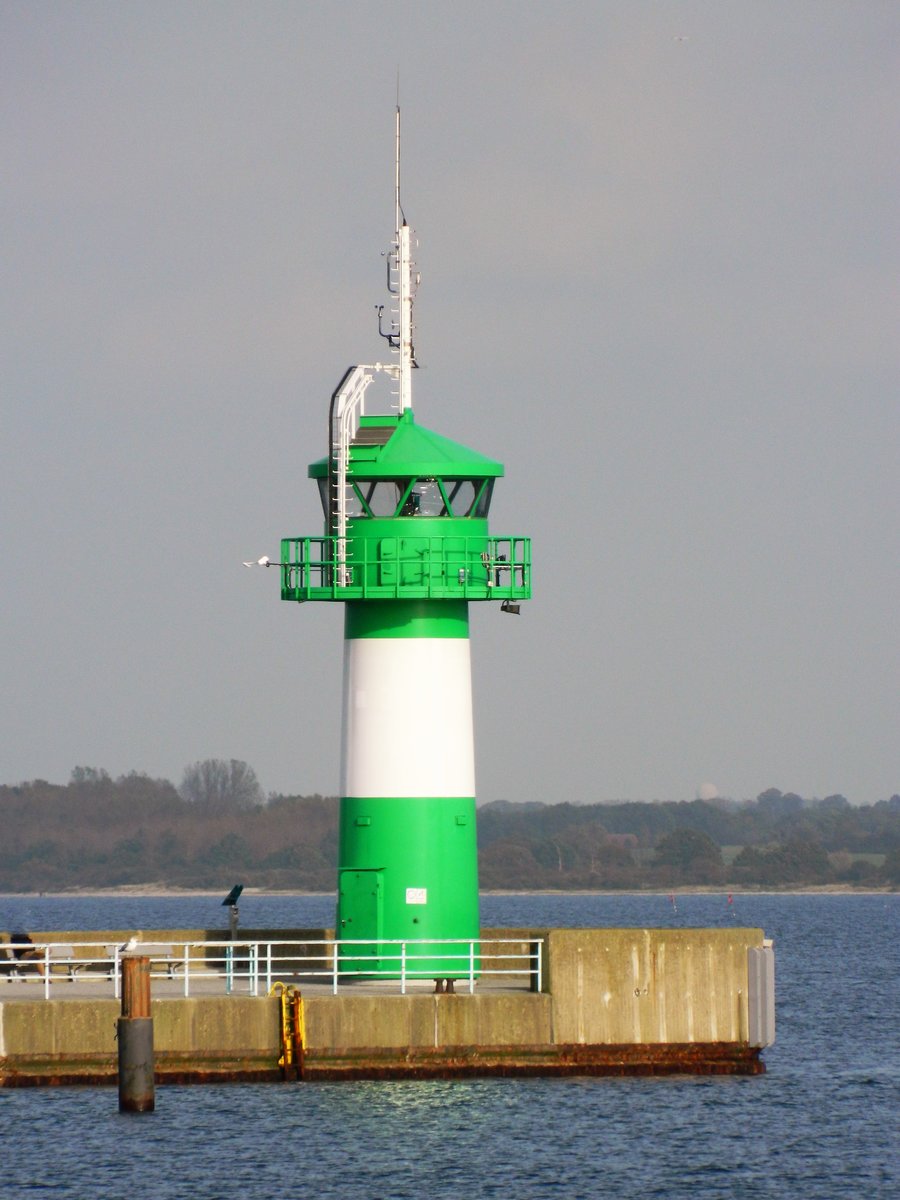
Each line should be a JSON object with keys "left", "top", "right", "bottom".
{"left": 308, "top": 411, "right": 504, "bottom": 479}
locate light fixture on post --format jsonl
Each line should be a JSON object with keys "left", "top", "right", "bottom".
{"left": 501, "top": 600, "right": 520, "bottom": 615}
{"left": 222, "top": 883, "right": 244, "bottom": 939}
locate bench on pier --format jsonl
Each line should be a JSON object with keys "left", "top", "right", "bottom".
{"left": 47, "top": 945, "right": 90, "bottom": 980}
{"left": 1, "top": 943, "right": 87, "bottom": 981}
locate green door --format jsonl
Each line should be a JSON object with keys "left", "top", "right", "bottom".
{"left": 337, "top": 868, "right": 383, "bottom": 972}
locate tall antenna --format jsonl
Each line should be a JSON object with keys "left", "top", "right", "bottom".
{"left": 395, "top": 102, "right": 403, "bottom": 241}
{"left": 395, "top": 105, "right": 415, "bottom": 414}
{"left": 379, "top": 105, "right": 416, "bottom": 413}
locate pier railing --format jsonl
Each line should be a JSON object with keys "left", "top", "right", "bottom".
{"left": 0, "top": 937, "right": 543, "bottom": 1000}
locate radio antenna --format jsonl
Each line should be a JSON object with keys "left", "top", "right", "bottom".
{"left": 394, "top": 105, "right": 415, "bottom": 413}
{"left": 378, "top": 105, "right": 416, "bottom": 413}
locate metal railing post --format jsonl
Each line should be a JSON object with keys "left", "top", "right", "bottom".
{"left": 332, "top": 942, "right": 339, "bottom": 995}
{"left": 266, "top": 943, "right": 272, "bottom": 994}
{"left": 469, "top": 941, "right": 475, "bottom": 994}
{"left": 114, "top": 946, "right": 121, "bottom": 1000}
{"left": 43, "top": 947, "right": 50, "bottom": 1000}
{"left": 400, "top": 941, "right": 406, "bottom": 995}
{"left": 184, "top": 944, "right": 190, "bottom": 997}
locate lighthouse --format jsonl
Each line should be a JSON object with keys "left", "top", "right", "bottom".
{"left": 279, "top": 111, "right": 531, "bottom": 978}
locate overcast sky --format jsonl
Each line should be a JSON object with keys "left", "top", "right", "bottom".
{"left": 2, "top": 2, "right": 897, "bottom": 805}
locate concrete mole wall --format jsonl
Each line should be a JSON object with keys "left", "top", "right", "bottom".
{"left": 0, "top": 997, "right": 282, "bottom": 1083}
{"left": 544, "top": 928, "right": 761, "bottom": 1045}
{"left": 0, "top": 926, "right": 770, "bottom": 1084}
{"left": 305, "top": 993, "right": 553, "bottom": 1053}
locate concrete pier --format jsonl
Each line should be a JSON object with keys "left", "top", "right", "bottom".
{"left": 0, "top": 926, "right": 773, "bottom": 1085}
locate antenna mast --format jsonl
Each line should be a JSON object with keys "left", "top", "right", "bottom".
{"left": 377, "top": 105, "right": 417, "bottom": 413}
{"left": 393, "top": 105, "right": 414, "bottom": 413}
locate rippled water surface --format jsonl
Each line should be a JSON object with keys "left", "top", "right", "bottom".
{"left": 1, "top": 893, "right": 897, "bottom": 1199}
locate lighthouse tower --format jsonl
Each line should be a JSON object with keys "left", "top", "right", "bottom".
{"left": 280, "top": 111, "right": 531, "bottom": 977}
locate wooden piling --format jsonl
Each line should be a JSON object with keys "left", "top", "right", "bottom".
{"left": 118, "top": 955, "right": 155, "bottom": 1112}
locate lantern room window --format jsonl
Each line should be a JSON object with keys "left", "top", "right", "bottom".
{"left": 446, "top": 479, "right": 494, "bottom": 517}
{"left": 399, "top": 479, "right": 447, "bottom": 516}
{"left": 394, "top": 478, "right": 493, "bottom": 517}
{"left": 319, "top": 475, "right": 495, "bottom": 519}
{"left": 445, "top": 480, "right": 475, "bottom": 515}
{"left": 360, "top": 481, "right": 406, "bottom": 516}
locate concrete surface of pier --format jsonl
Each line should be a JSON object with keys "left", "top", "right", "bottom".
{"left": 0, "top": 927, "right": 773, "bottom": 1085}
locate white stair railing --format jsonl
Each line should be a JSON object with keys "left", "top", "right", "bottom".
{"left": 330, "top": 362, "right": 398, "bottom": 586}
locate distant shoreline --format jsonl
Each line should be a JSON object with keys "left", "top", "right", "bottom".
{"left": 1, "top": 884, "right": 893, "bottom": 899}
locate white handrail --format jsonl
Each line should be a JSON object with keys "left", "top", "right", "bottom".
{"left": 331, "top": 362, "right": 400, "bottom": 586}
{"left": 2, "top": 937, "right": 543, "bottom": 1000}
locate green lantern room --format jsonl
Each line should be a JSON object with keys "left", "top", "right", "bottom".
{"left": 281, "top": 406, "right": 530, "bottom": 605}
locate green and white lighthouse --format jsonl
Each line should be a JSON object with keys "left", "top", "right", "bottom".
{"left": 279, "top": 111, "right": 530, "bottom": 978}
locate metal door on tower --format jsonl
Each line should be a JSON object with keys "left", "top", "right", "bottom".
{"left": 338, "top": 868, "right": 383, "bottom": 961}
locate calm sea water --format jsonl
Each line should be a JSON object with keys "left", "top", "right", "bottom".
{"left": 0, "top": 893, "right": 896, "bottom": 1199}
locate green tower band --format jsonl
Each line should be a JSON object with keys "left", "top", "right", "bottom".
{"left": 338, "top": 599, "right": 479, "bottom": 977}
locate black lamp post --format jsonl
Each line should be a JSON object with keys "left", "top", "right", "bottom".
{"left": 222, "top": 883, "right": 244, "bottom": 939}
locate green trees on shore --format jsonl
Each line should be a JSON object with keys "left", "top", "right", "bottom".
{"left": 0, "top": 768, "right": 897, "bottom": 892}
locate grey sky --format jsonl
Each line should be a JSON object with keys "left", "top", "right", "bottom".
{"left": 2, "top": 2, "right": 897, "bottom": 804}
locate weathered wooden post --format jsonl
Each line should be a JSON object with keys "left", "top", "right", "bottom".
{"left": 118, "top": 954, "right": 155, "bottom": 1112}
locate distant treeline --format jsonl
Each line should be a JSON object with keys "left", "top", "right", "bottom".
{"left": 1, "top": 764, "right": 898, "bottom": 892}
